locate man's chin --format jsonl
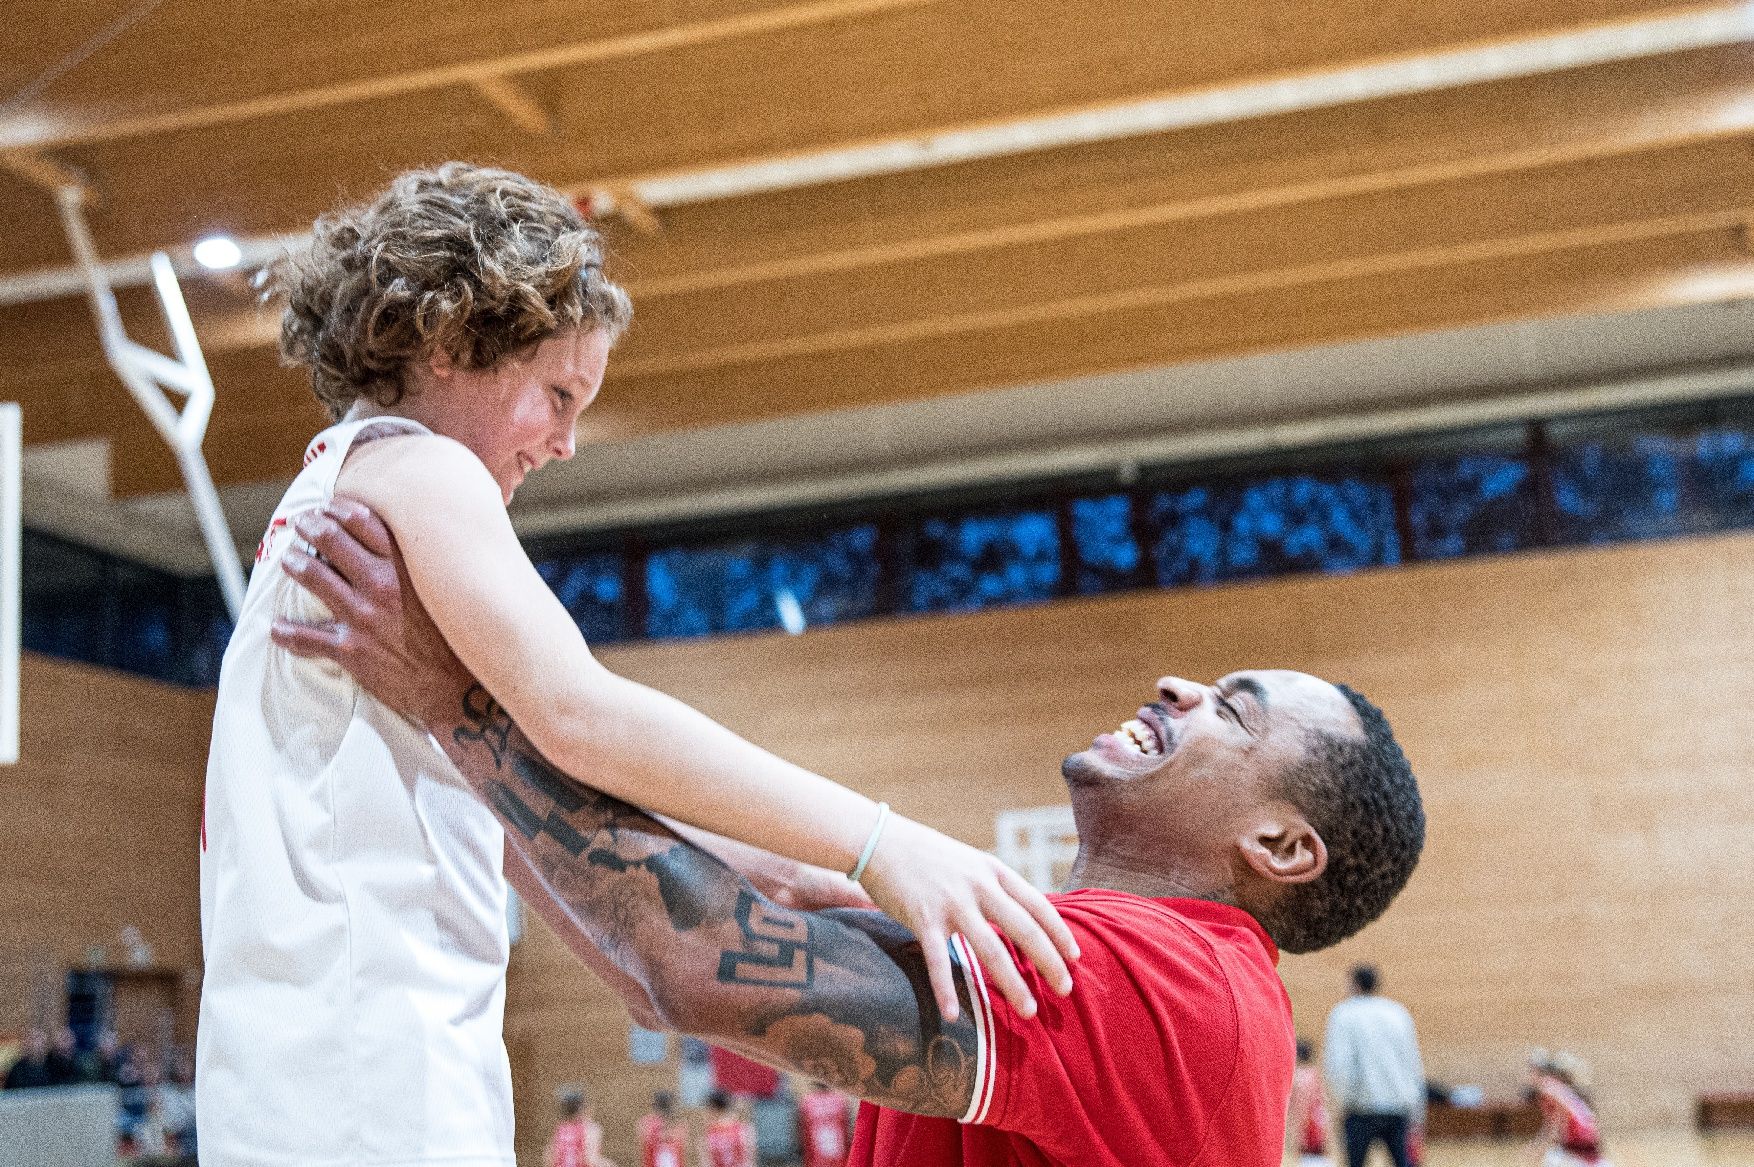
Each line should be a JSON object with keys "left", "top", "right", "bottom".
{"left": 1061, "top": 750, "right": 1111, "bottom": 789}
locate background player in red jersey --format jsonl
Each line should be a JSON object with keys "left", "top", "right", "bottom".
{"left": 279, "top": 510, "right": 1426, "bottom": 1167}
{"left": 638, "top": 1092, "right": 690, "bottom": 1167}
{"left": 1529, "top": 1051, "right": 1609, "bottom": 1167}
{"left": 1287, "top": 1040, "right": 1330, "bottom": 1166}
{"left": 548, "top": 1089, "right": 616, "bottom": 1167}
{"left": 799, "top": 1080, "right": 854, "bottom": 1167}
{"left": 701, "top": 1091, "right": 756, "bottom": 1167}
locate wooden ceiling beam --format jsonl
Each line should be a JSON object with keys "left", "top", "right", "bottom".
{"left": 0, "top": 149, "right": 89, "bottom": 198}
{"left": 16, "top": 126, "right": 1753, "bottom": 471}
{"left": 611, "top": 135, "right": 1754, "bottom": 371}
{"left": 468, "top": 78, "right": 554, "bottom": 138}
{"left": 106, "top": 226, "right": 1754, "bottom": 495}
{"left": 0, "top": 0, "right": 1722, "bottom": 274}
{"left": 580, "top": 226, "right": 1754, "bottom": 438}
{"left": 613, "top": 44, "right": 1754, "bottom": 296}
{"left": 9, "top": 42, "right": 1742, "bottom": 345}
{"left": 0, "top": 0, "right": 931, "bottom": 152}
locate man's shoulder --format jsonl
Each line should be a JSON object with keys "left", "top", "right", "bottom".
{"left": 1029, "top": 890, "right": 1285, "bottom": 1040}
{"left": 1045, "top": 890, "right": 1277, "bottom": 967}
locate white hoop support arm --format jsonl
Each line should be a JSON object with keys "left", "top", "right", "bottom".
{"left": 55, "top": 186, "right": 245, "bottom": 622}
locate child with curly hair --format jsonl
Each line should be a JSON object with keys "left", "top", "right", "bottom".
{"left": 197, "top": 163, "right": 1075, "bottom": 1167}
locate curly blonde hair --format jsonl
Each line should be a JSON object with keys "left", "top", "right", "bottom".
{"left": 266, "top": 163, "right": 633, "bottom": 420}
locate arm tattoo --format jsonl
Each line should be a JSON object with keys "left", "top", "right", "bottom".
{"left": 454, "top": 683, "right": 512, "bottom": 765}
{"left": 718, "top": 892, "right": 813, "bottom": 989}
{"left": 435, "top": 681, "right": 980, "bottom": 1118}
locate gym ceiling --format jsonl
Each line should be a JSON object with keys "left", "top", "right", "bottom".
{"left": 3, "top": 0, "right": 1754, "bottom": 566}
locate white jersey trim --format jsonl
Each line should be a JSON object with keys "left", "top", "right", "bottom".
{"left": 951, "top": 933, "right": 998, "bottom": 1125}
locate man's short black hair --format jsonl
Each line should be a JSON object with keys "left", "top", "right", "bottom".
{"left": 558, "top": 1089, "right": 585, "bottom": 1119}
{"left": 1296, "top": 1038, "right": 1313, "bottom": 1063}
{"left": 1351, "top": 964, "right": 1380, "bottom": 994}
{"left": 1256, "top": 684, "right": 1424, "bottom": 954}
{"left": 706, "top": 1090, "right": 731, "bottom": 1112}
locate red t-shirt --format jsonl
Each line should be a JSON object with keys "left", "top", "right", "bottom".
{"left": 848, "top": 893, "right": 1294, "bottom": 1167}
{"left": 704, "top": 1117, "right": 754, "bottom": 1167}
{"left": 1292, "top": 1066, "right": 1328, "bottom": 1154}
{"left": 800, "top": 1089, "right": 852, "bottom": 1167}
{"left": 711, "top": 1046, "right": 782, "bottom": 1098}
{"left": 548, "top": 1118, "right": 603, "bottom": 1167}
{"left": 638, "top": 1115, "right": 688, "bottom": 1167}
{"left": 1536, "top": 1079, "right": 1601, "bottom": 1160}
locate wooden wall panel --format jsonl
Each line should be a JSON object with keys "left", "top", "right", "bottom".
{"left": 4, "top": 533, "right": 1747, "bottom": 1158}
{"left": 499, "top": 531, "right": 1754, "bottom": 1162}
{"left": 0, "top": 656, "right": 212, "bottom": 1042}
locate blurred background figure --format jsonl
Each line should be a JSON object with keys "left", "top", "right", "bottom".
{"left": 547, "top": 1087, "right": 614, "bottom": 1167}
{"left": 132, "top": 1059, "right": 172, "bottom": 1162}
{"left": 1325, "top": 964, "right": 1426, "bottom": 1167}
{"left": 75, "top": 1028, "right": 120, "bottom": 1085}
{"left": 797, "top": 1079, "right": 852, "bottom": 1167}
{"left": 1288, "top": 1038, "right": 1331, "bottom": 1166}
{"left": 45, "top": 1026, "right": 78, "bottom": 1086}
{"left": 701, "top": 1091, "right": 754, "bottom": 1167}
{"left": 1529, "top": 1050, "right": 1608, "bottom": 1167}
{"left": 638, "top": 1090, "right": 688, "bottom": 1167}
{"left": 158, "top": 1048, "right": 198, "bottom": 1159}
{"left": 3, "top": 1028, "right": 51, "bottom": 1089}
{"left": 114, "top": 1044, "right": 148, "bottom": 1144}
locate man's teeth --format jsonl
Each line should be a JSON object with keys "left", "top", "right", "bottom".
{"left": 1117, "top": 718, "right": 1162, "bottom": 757}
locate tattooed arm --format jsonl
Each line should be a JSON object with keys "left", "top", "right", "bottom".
{"left": 268, "top": 502, "right": 983, "bottom": 1113}
{"left": 449, "top": 682, "right": 980, "bottom": 1117}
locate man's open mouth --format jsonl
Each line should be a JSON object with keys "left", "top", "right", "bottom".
{"left": 1112, "top": 705, "right": 1169, "bottom": 759}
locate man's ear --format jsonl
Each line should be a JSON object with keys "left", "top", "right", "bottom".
{"left": 1236, "top": 803, "right": 1327, "bottom": 885}
{"left": 427, "top": 347, "right": 456, "bottom": 380}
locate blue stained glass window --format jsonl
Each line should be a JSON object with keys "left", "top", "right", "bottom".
{"left": 645, "top": 524, "right": 880, "bottom": 639}
{"left": 1409, "top": 453, "right": 1538, "bottom": 560}
{"left": 182, "top": 607, "right": 236, "bottom": 688}
{"left": 1149, "top": 473, "right": 1400, "bottom": 586}
{"left": 1689, "top": 426, "right": 1754, "bottom": 529}
{"left": 1551, "top": 425, "right": 1754, "bottom": 544}
{"left": 902, "top": 509, "right": 1061, "bottom": 613}
{"left": 22, "top": 591, "right": 108, "bottom": 666}
{"left": 1070, "top": 494, "right": 1142, "bottom": 595}
{"left": 110, "top": 582, "right": 180, "bottom": 678}
{"left": 537, "top": 551, "right": 628, "bottom": 644}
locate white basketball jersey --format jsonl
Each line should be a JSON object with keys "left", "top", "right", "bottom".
{"left": 198, "top": 419, "right": 514, "bottom": 1167}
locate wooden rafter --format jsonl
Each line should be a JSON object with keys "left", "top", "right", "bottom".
{"left": 468, "top": 77, "right": 553, "bottom": 137}
{"left": 0, "top": 149, "right": 88, "bottom": 198}
{"left": 611, "top": 210, "right": 1754, "bottom": 380}
{"left": 0, "top": 0, "right": 932, "bottom": 151}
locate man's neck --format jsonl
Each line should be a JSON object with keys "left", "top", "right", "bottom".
{"left": 1065, "top": 849, "right": 1233, "bottom": 903}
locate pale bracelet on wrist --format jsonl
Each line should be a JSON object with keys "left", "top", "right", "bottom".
{"left": 848, "top": 801, "right": 892, "bottom": 883}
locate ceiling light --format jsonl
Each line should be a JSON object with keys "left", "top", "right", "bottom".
{"left": 192, "top": 236, "right": 242, "bottom": 270}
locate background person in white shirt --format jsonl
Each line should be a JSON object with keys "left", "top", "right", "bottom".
{"left": 1324, "top": 964, "right": 1425, "bottom": 1167}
